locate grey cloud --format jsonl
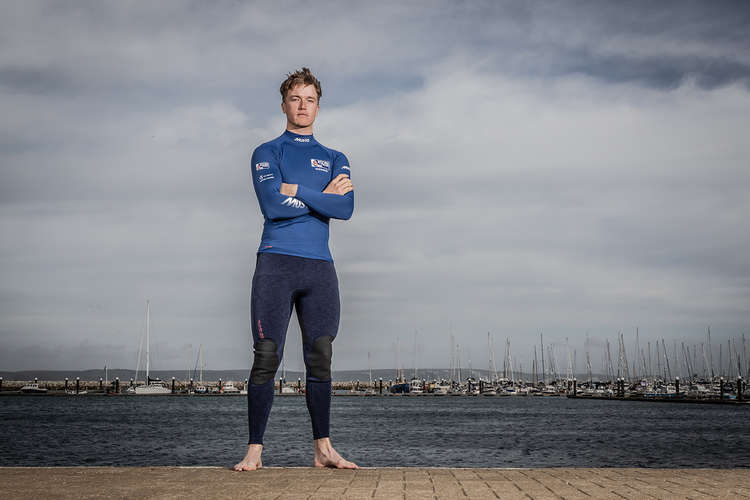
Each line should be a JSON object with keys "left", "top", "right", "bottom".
{"left": 3, "top": 2, "right": 749, "bottom": 105}
{"left": 0, "top": 65, "right": 81, "bottom": 95}
{"left": 1, "top": 1, "right": 749, "bottom": 372}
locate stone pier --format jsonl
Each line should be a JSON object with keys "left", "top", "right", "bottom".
{"left": 1, "top": 467, "right": 748, "bottom": 499}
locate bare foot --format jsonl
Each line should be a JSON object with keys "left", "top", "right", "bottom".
{"left": 313, "top": 437, "right": 359, "bottom": 469}
{"left": 233, "top": 444, "right": 263, "bottom": 471}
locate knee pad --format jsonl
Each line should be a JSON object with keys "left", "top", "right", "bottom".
{"left": 308, "top": 336, "right": 334, "bottom": 381}
{"left": 250, "top": 339, "right": 279, "bottom": 385}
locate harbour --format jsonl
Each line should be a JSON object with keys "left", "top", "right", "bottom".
{"left": 1, "top": 364, "right": 747, "bottom": 406}
{"left": 6, "top": 303, "right": 745, "bottom": 405}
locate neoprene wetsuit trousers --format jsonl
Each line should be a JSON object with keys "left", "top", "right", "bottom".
{"left": 247, "top": 252, "right": 339, "bottom": 444}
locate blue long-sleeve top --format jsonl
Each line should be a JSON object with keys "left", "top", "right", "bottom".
{"left": 250, "top": 130, "right": 354, "bottom": 262}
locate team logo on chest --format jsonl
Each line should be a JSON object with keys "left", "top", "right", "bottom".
{"left": 310, "top": 158, "right": 330, "bottom": 172}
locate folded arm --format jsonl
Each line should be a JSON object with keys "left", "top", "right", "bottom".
{"left": 251, "top": 147, "right": 311, "bottom": 220}
{"left": 293, "top": 176, "right": 354, "bottom": 220}
{"left": 283, "top": 153, "right": 354, "bottom": 220}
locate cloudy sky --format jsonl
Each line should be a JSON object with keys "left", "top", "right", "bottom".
{"left": 1, "top": 1, "right": 749, "bottom": 375}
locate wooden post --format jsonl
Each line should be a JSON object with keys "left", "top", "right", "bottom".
{"left": 720, "top": 378, "right": 724, "bottom": 400}
{"left": 675, "top": 377, "right": 680, "bottom": 397}
{"left": 75, "top": 377, "right": 80, "bottom": 395}
{"left": 573, "top": 378, "right": 577, "bottom": 397}
{"left": 379, "top": 378, "right": 383, "bottom": 395}
{"left": 115, "top": 377, "right": 119, "bottom": 393}
{"left": 171, "top": 377, "right": 176, "bottom": 394}
{"left": 278, "top": 378, "right": 282, "bottom": 395}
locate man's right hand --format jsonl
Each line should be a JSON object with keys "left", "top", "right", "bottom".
{"left": 323, "top": 174, "right": 354, "bottom": 195}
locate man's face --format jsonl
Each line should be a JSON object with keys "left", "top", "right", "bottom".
{"left": 281, "top": 84, "right": 319, "bottom": 129}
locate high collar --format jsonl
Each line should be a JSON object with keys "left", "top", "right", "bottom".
{"left": 283, "top": 130, "right": 317, "bottom": 146}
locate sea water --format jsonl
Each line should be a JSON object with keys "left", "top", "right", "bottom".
{"left": 1, "top": 395, "right": 748, "bottom": 468}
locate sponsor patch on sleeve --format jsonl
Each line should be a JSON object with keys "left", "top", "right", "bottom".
{"left": 282, "top": 197, "right": 306, "bottom": 208}
{"left": 258, "top": 173, "right": 274, "bottom": 183}
{"left": 255, "top": 162, "right": 270, "bottom": 171}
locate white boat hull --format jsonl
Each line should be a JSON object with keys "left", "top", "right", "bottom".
{"left": 134, "top": 384, "right": 171, "bottom": 395}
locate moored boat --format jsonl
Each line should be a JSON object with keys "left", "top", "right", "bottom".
{"left": 133, "top": 301, "right": 171, "bottom": 395}
{"left": 20, "top": 383, "right": 47, "bottom": 394}
{"left": 221, "top": 381, "right": 241, "bottom": 394}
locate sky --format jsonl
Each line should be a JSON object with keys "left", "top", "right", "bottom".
{"left": 1, "top": 1, "right": 749, "bottom": 375}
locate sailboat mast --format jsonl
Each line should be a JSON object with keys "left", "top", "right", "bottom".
{"left": 508, "top": 340, "right": 514, "bottom": 383}
{"left": 487, "top": 332, "right": 492, "bottom": 383}
{"left": 457, "top": 344, "right": 461, "bottom": 383}
{"left": 540, "top": 332, "right": 545, "bottom": 385}
{"left": 449, "top": 323, "right": 454, "bottom": 382}
{"left": 413, "top": 329, "right": 418, "bottom": 380}
{"left": 662, "top": 338, "right": 671, "bottom": 381}
{"left": 634, "top": 327, "right": 640, "bottom": 381}
{"left": 707, "top": 326, "right": 714, "bottom": 379}
{"left": 395, "top": 337, "right": 400, "bottom": 382}
{"left": 199, "top": 344, "right": 204, "bottom": 384}
{"left": 145, "top": 300, "right": 150, "bottom": 384}
{"left": 368, "top": 351, "right": 372, "bottom": 386}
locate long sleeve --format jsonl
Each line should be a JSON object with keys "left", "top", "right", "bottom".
{"left": 294, "top": 152, "right": 354, "bottom": 220}
{"left": 250, "top": 145, "right": 311, "bottom": 220}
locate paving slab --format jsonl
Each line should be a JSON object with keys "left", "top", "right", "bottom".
{"left": 1, "top": 467, "right": 749, "bottom": 499}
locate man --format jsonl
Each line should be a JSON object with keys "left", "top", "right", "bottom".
{"left": 234, "top": 68, "right": 358, "bottom": 471}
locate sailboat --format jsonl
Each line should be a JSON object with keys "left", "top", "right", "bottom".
{"left": 408, "top": 330, "right": 424, "bottom": 394}
{"left": 193, "top": 344, "right": 207, "bottom": 394}
{"left": 279, "top": 356, "right": 297, "bottom": 394}
{"left": 134, "top": 300, "right": 171, "bottom": 395}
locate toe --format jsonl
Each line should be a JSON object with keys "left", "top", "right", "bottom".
{"left": 337, "top": 459, "right": 358, "bottom": 469}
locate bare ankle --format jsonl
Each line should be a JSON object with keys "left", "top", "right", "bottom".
{"left": 314, "top": 437, "right": 332, "bottom": 450}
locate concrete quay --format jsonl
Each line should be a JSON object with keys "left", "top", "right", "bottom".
{"left": 2, "top": 467, "right": 749, "bottom": 499}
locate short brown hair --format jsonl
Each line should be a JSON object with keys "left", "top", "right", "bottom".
{"left": 280, "top": 67, "right": 322, "bottom": 102}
